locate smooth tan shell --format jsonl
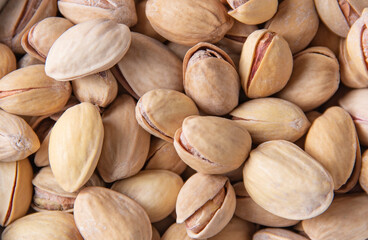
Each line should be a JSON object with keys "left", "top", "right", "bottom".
{"left": 45, "top": 19, "right": 131, "bottom": 81}
{"left": 208, "top": 216, "right": 255, "bottom": 240}
{"left": 136, "top": 89, "right": 199, "bottom": 142}
{"left": 34, "top": 130, "right": 50, "bottom": 167}
{"left": 162, "top": 223, "right": 197, "bottom": 240}
{"left": 302, "top": 194, "right": 368, "bottom": 240}
{"left": 146, "top": 0, "right": 233, "bottom": 45}
{"left": 231, "top": 98, "right": 310, "bottom": 144}
{"left": 173, "top": 116, "right": 252, "bottom": 174}
{"left": 112, "top": 170, "right": 183, "bottom": 222}
{"left": 74, "top": 187, "right": 152, "bottom": 240}
{"left": 309, "top": 22, "right": 341, "bottom": 56}
{"left": 97, "top": 94, "right": 150, "bottom": 182}
{"left": 49, "top": 102, "right": 104, "bottom": 192}
{"left": 2, "top": 211, "right": 83, "bottom": 240}
{"left": 0, "top": 44, "right": 16, "bottom": 79}
{"left": 239, "top": 29, "right": 293, "bottom": 98}
{"left": 277, "top": 47, "right": 340, "bottom": 112}
{"left": 360, "top": 150, "right": 368, "bottom": 193}
{"left": 253, "top": 228, "right": 309, "bottom": 240}
{"left": 243, "top": 140, "right": 334, "bottom": 220}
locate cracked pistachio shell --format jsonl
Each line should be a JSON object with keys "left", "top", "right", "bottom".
{"left": 277, "top": 47, "right": 340, "bottom": 112}
{"left": 45, "top": 19, "right": 131, "bottom": 81}
{"left": 21, "top": 17, "right": 74, "bottom": 62}
{"left": 144, "top": 137, "right": 187, "bottom": 175}
{"left": 302, "top": 194, "right": 368, "bottom": 240}
{"left": 183, "top": 42, "right": 240, "bottom": 115}
{"left": 146, "top": 0, "right": 233, "bottom": 46}
{"left": 243, "top": 140, "right": 334, "bottom": 220}
{"left": 112, "top": 170, "right": 184, "bottom": 222}
{"left": 58, "top": 0, "right": 137, "bottom": 26}
{"left": 239, "top": 29, "right": 293, "bottom": 98}
{"left": 253, "top": 228, "right": 309, "bottom": 240}
{"left": 162, "top": 223, "right": 197, "bottom": 240}
{"left": 0, "top": 0, "right": 57, "bottom": 54}
{"left": 266, "top": 0, "right": 319, "bottom": 54}
{"left": 17, "top": 53, "right": 43, "bottom": 68}
{"left": 0, "top": 44, "right": 16, "bottom": 79}
{"left": 231, "top": 98, "right": 310, "bottom": 144}
{"left": 174, "top": 116, "right": 251, "bottom": 174}
{"left": 233, "top": 182, "right": 300, "bottom": 227}
{"left": 208, "top": 217, "right": 255, "bottom": 240}
{"left": 72, "top": 70, "right": 118, "bottom": 108}
{"left": 0, "top": 110, "right": 40, "bottom": 162}
{"left": 176, "top": 173, "right": 236, "bottom": 239}
{"left": 227, "top": 0, "right": 278, "bottom": 25}
{"left": 0, "top": 159, "right": 33, "bottom": 226}
{"left": 305, "top": 107, "right": 358, "bottom": 191}
{"left": 114, "top": 32, "right": 183, "bottom": 99}
{"left": 136, "top": 89, "right": 199, "bottom": 142}
{"left": 360, "top": 150, "right": 368, "bottom": 193}
{"left": 49, "top": 102, "right": 104, "bottom": 193}
{"left": 314, "top": 0, "right": 368, "bottom": 38}
{"left": 0, "top": 64, "right": 72, "bottom": 116}
{"left": 97, "top": 95, "right": 150, "bottom": 182}
{"left": 74, "top": 187, "right": 152, "bottom": 240}
{"left": 2, "top": 211, "right": 83, "bottom": 240}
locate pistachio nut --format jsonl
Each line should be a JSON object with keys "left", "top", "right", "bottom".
{"left": 176, "top": 173, "right": 236, "bottom": 239}
{"left": 0, "top": 159, "right": 33, "bottom": 226}
{"left": 162, "top": 223, "right": 196, "bottom": 240}
{"left": 34, "top": 131, "right": 50, "bottom": 167}
{"left": 360, "top": 150, "right": 368, "bottom": 193}
{"left": 310, "top": 22, "right": 341, "bottom": 56}
{"left": 49, "top": 95, "right": 80, "bottom": 121}
{"left": 227, "top": 0, "right": 278, "bottom": 25}
{"left": 113, "top": 32, "right": 183, "bottom": 99}
{"left": 0, "top": 44, "right": 16, "bottom": 79}
{"left": 233, "top": 182, "right": 300, "bottom": 227}
{"left": 314, "top": 0, "right": 368, "bottom": 38}
{"left": 145, "top": 0, "right": 233, "bottom": 45}
{"left": 74, "top": 186, "right": 152, "bottom": 240}
{"left": 21, "top": 17, "right": 74, "bottom": 62}
{"left": 305, "top": 107, "right": 358, "bottom": 191}
{"left": 243, "top": 140, "right": 334, "bottom": 220}
{"left": 58, "top": 0, "right": 137, "bottom": 26}
{"left": 0, "top": 110, "right": 40, "bottom": 162}
{"left": 294, "top": 111, "right": 322, "bottom": 149}
{"left": 17, "top": 53, "right": 43, "bottom": 68}
{"left": 277, "top": 47, "right": 340, "bottom": 112}
{"left": 0, "top": 65, "right": 72, "bottom": 116}
{"left": 144, "top": 137, "right": 187, "bottom": 175}
{"left": 166, "top": 42, "right": 192, "bottom": 60}
{"left": 183, "top": 42, "right": 240, "bottom": 115}
{"left": 265, "top": 0, "right": 319, "bottom": 53}
{"left": 97, "top": 94, "right": 150, "bottom": 182}
{"left": 302, "top": 194, "right": 368, "bottom": 240}
{"left": 208, "top": 216, "right": 255, "bottom": 240}
{"left": 173, "top": 116, "right": 252, "bottom": 174}
{"left": 45, "top": 19, "right": 131, "bottom": 81}
{"left": 0, "top": 0, "right": 57, "bottom": 53}
{"left": 253, "top": 228, "right": 309, "bottom": 240}
{"left": 1, "top": 211, "right": 83, "bottom": 240}
{"left": 136, "top": 89, "right": 199, "bottom": 142}
{"left": 72, "top": 70, "right": 118, "bottom": 108}
{"left": 239, "top": 29, "right": 293, "bottom": 98}
{"left": 231, "top": 98, "right": 310, "bottom": 144}
{"left": 112, "top": 170, "right": 184, "bottom": 222}
{"left": 49, "top": 102, "right": 104, "bottom": 192}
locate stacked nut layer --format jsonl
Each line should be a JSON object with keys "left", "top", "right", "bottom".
{"left": 0, "top": 0, "right": 368, "bottom": 239}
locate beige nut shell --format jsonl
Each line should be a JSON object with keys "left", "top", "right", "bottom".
{"left": 208, "top": 216, "right": 255, "bottom": 240}
{"left": 0, "top": 44, "right": 16, "bottom": 79}
{"left": 253, "top": 228, "right": 309, "bottom": 240}
{"left": 162, "top": 223, "right": 197, "bottom": 240}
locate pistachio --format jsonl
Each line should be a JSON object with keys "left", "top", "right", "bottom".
{"left": 0, "top": 44, "right": 16, "bottom": 79}
{"left": 153, "top": 215, "right": 176, "bottom": 236}
{"left": 208, "top": 216, "right": 255, "bottom": 240}
{"left": 310, "top": 22, "right": 341, "bottom": 57}
{"left": 253, "top": 228, "right": 309, "bottom": 240}
{"left": 34, "top": 130, "right": 50, "bottom": 167}
{"left": 166, "top": 42, "right": 192, "bottom": 60}
{"left": 360, "top": 150, "right": 368, "bottom": 193}
{"left": 17, "top": 53, "right": 43, "bottom": 68}
{"left": 162, "top": 223, "right": 196, "bottom": 240}
{"left": 152, "top": 226, "right": 161, "bottom": 240}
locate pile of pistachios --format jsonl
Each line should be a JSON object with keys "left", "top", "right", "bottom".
{"left": 1, "top": 0, "right": 368, "bottom": 239}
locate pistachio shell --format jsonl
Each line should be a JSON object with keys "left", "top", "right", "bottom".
{"left": 173, "top": 116, "right": 252, "bottom": 174}
{"left": 49, "top": 102, "right": 104, "bottom": 192}
{"left": 231, "top": 98, "right": 310, "bottom": 144}
{"left": 162, "top": 223, "right": 196, "bottom": 240}
{"left": 97, "top": 95, "right": 150, "bottom": 182}
{"left": 0, "top": 159, "right": 33, "bottom": 226}
{"left": 45, "top": 19, "right": 131, "bottom": 81}
{"left": 360, "top": 150, "right": 368, "bottom": 193}
{"left": 74, "top": 186, "right": 152, "bottom": 240}
{"left": 17, "top": 53, "right": 43, "bottom": 68}
{"left": 208, "top": 216, "right": 255, "bottom": 240}
{"left": 166, "top": 42, "right": 192, "bottom": 60}
{"left": 0, "top": 64, "right": 72, "bottom": 116}
{"left": 310, "top": 22, "right": 341, "bottom": 56}
{"left": 243, "top": 140, "right": 334, "bottom": 220}
{"left": 2, "top": 211, "right": 83, "bottom": 240}
{"left": 34, "top": 130, "right": 50, "bottom": 167}
{"left": 0, "top": 44, "right": 16, "bottom": 79}
{"left": 0, "top": 110, "right": 40, "bottom": 162}
{"left": 152, "top": 226, "right": 161, "bottom": 240}
{"left": 136, "top": 89, "right": 199, "bottom": 142}
{"left": 253, "top": 228, "right": 309, "bottom": 240}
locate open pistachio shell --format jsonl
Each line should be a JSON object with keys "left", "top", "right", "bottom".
{"left": 136, "top": 89, "right": 199, "bottom": 142}
{"left": 239, "top": 29, "right": 293, "bottom": 98}
{"left": 0, "top": 44, "right": 16, "bottom": 79}
{"left": 45, "top": 19, "right": 131, "bottom": 81}
{"left": 162, "top": 223, "right": 197, "bottom": 240}
{"left": 253, "top": 228, "right": 309, "bottom": 240}
{"left": 208, "top": 216, "right": 255, "bottom": 240}
{"left": 173, "top": 116, "right": 252, "bottom": 174}
{"left": 74, "top": 186, "right": 152, "bottom": 240}
{"left": 360, "top": 150, "right": 368, "bottom": 193}
{"left": 243, "top": 140, "right": 334, "bottom": 220}
{"left": 176, "top": 173, "right": 236, "bottom": 239}
{"left": 0, "top": 159, "right": 33, "bottom": 226}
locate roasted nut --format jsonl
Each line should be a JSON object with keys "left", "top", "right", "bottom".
{"left": 208, "top": 216, "right": 255, "bottom": 240}
{"left": 239, "top": 29, "right": 293, "bottom": 98}
{"left": 176, "top": 173, "right": 236, "bottom": 239}
{"left": 360, "top": 150, "right": 368, "bottom": 193}
{"left": 34, "top": 130, "right": 50, "bottom": 167}
{"left": 0, "top": 44, "right": 16, "bottom": 79}
{"left": 253, "top": 228, "right": 309, "bottom": 240}
{"left": 166, "top": 42, "right": 192, "bottom": 60}
{"left": 310, "top": 22, "right": 341, "bottom": 56}
{"left": 162, "top": 223, "right": 196, "bottom": 240}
